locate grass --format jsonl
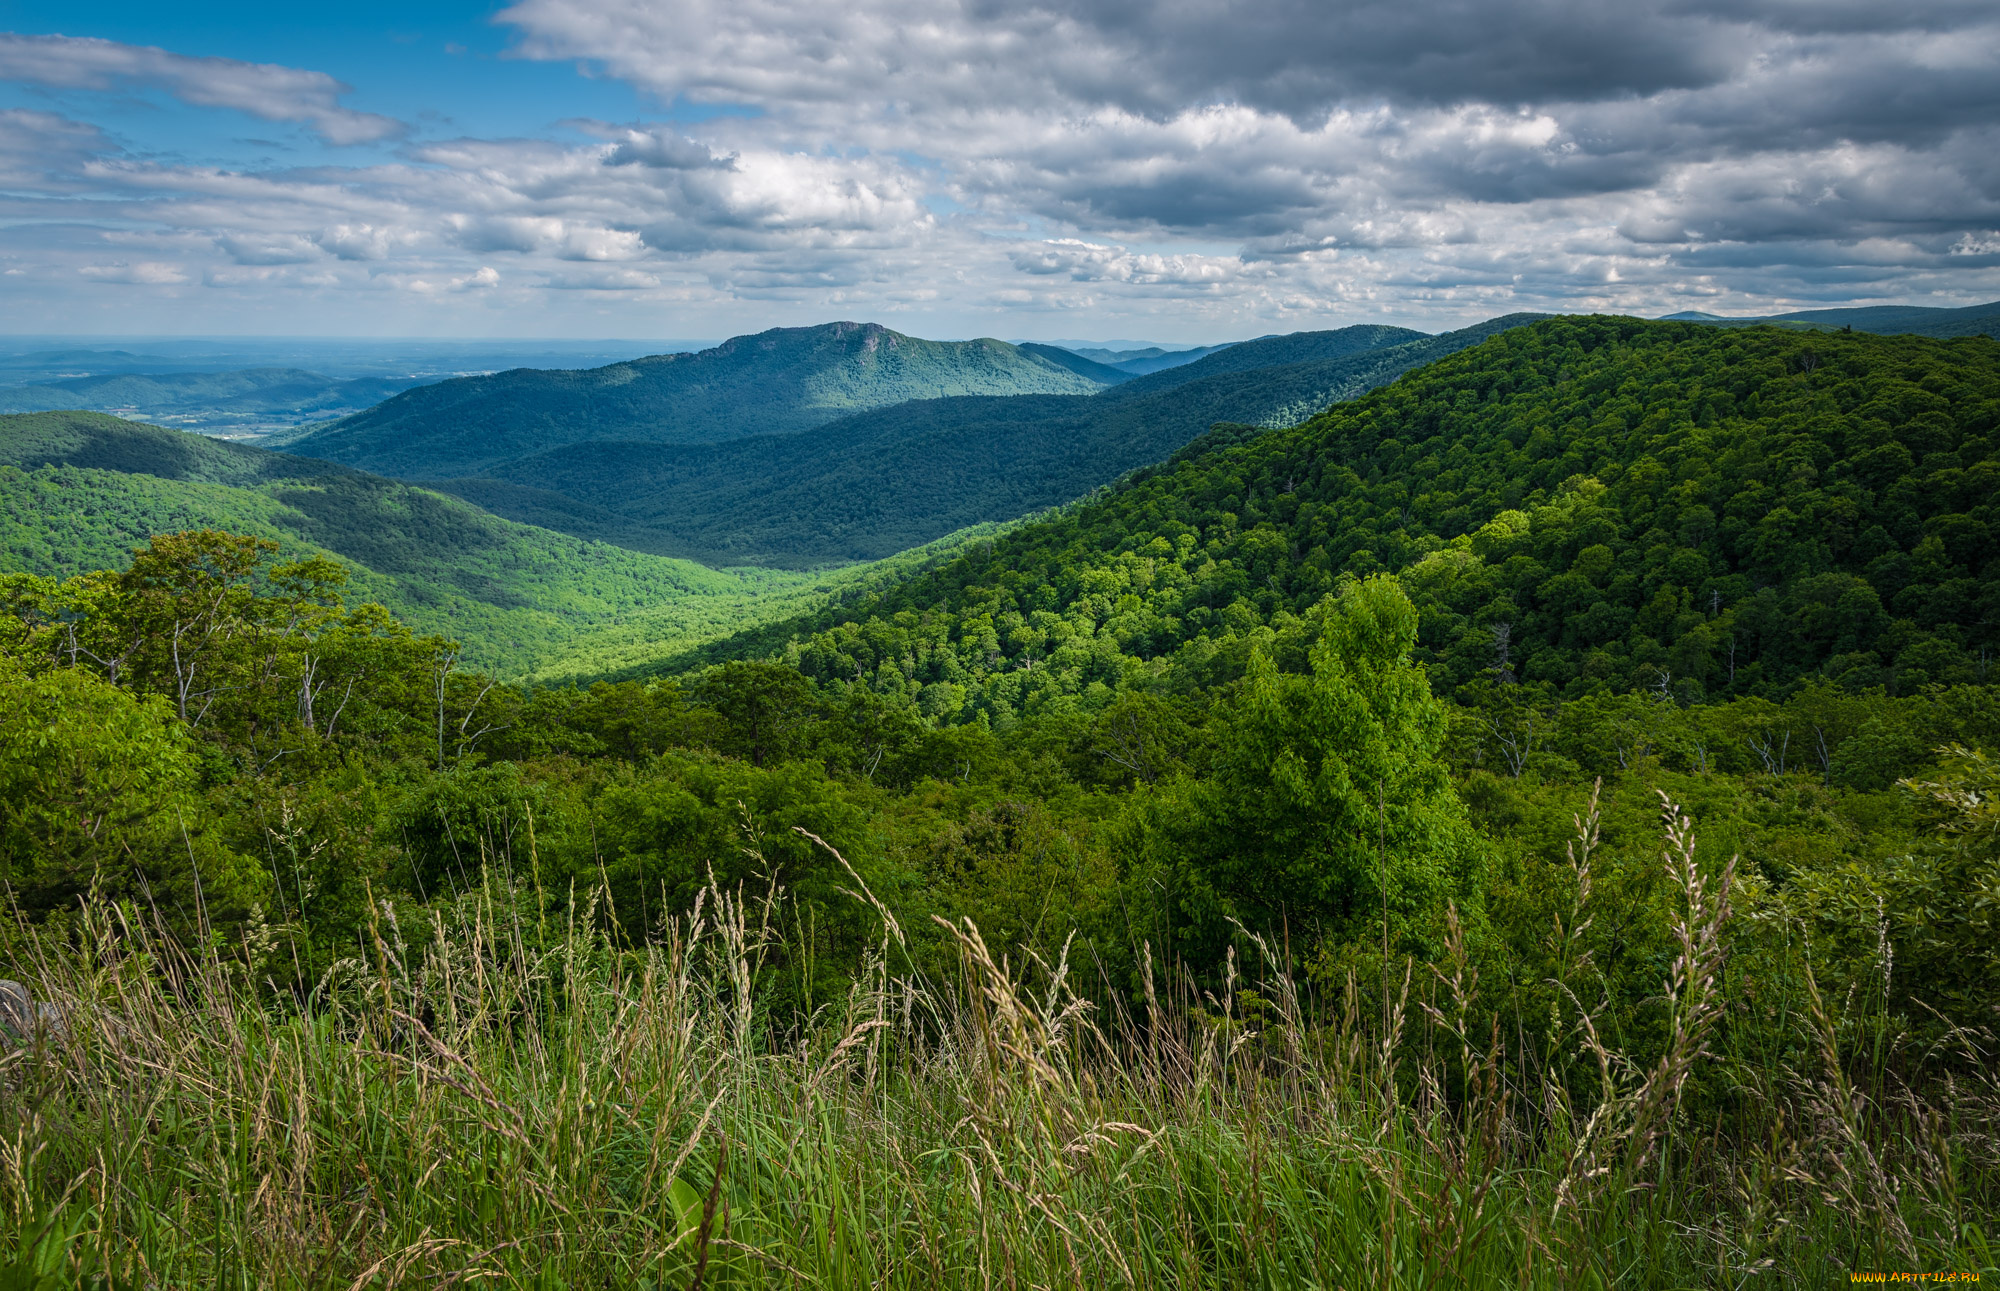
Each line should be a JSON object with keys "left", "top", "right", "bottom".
{"left": 0, "top": 796, "right": 1992, "bottom": 1288}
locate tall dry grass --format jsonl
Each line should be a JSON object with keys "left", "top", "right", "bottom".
{"left": 0, "top": 795, "right": 1992, "bottom": 1288}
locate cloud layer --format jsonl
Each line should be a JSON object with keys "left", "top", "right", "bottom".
{"left": 0, "top": 34, "right": 401, "bottom": 145}
{"left": 0, "top": 3, "right": 1995, "bottom": 336}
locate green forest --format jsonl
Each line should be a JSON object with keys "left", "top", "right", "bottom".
{"left": 0, "top": 410, "right": 905, "bottom": 680}
{"left": 0, "top": 317, "right": 1994, "bottom": 1287}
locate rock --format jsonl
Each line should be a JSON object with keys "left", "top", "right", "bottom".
{"left": 0, "top": 979, "right": 62, "bottom": 1041}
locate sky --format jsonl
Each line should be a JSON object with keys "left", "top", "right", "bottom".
{"left": 0, "top": 0, "right": 1996, "bottom": 343}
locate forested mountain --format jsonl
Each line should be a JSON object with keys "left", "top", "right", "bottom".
{"left": 0, "top": 412, "right": 872, "bottom": 677}
{"left": 280, "top": 322, "right": 1118, "bottom": 477}
{"left": 1668, "top": 298, "right": 2000, "bottom": 339}
{"left": 0, "top": 368, "right": 433, "bottom": 422}
{"left": 432, "top": 318, "right": 1534, "bottom": 566}
{"left": 669, "top": 317, "right": 1999, "bottom": 719}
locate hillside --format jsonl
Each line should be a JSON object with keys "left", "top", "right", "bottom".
{"left": 0, "top": 412, "right": 862, "bottom": 678}
{"left": 658, "top": 318, "right": 2000, "bottom": 714}
{"left": 1668, "top": 299, "right": 2000, "bottom": 339}
{"left": 435, "top": 318, "right": 1536, "bottom": 566}
{"left": 279, "top": 322, "right": 1121, "bottom": 477}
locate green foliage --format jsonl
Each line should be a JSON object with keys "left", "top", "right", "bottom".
{"left": 692, "top": 660, "right": 822, "bottom": 766}
{"left": 1160, "top": 577, "right": 1480, "bottom": 958}
{"left": 0, "top": 657, "right": 255, "bottom": 923}
{"left": 1780, "top": 745, "right": 2000, "bottom": 1025}
{"left": 0, "top": 798, "right": 1990, "bottom": 1288}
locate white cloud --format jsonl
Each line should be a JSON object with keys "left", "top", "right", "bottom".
{"left": 314, "top": 223, "right": 410, "bottom": 261}
{"left": 543, "top": 266, "right": 661, "bottom": 289}
{"left": 0, "top": 34, "right": 403, "bottom": 146}
{"left": 218, "top": 233, "right": 320, "bottom": 265}
{"left": 80, "top": 261, "right": 189, "bottom": 284}
{"left": 1009, "top": 239, "right": 1246, "bottom": 288}
{"left": 403, "top": 265, "right": 501, "bottom": 294}
{"left": 0, "top": 108, "right": 112, "bottom": 188}
{"left": 485, "top": 0, "right": 2000, "bottom": 311}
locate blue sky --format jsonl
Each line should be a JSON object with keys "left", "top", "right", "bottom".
{"left": 0, "top": 0, "right": 655, "bottom": 165}
{"left": 0, "top": 0, "right": 1995, "bottom": 341}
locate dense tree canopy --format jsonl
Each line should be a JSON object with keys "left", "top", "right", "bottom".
{"left": 686, "top": 318, "right": 1997, "bottom": 724}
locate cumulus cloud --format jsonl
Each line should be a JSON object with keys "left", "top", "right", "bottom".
{"left": 606, "top": 128, "right": 736, "bottom": 170}
{"left": 1, "top": 3, "right": 1996, "bottom": 332}
{"left": 1009, "top": 239, "right": 1245, "bottom": 288}
{"left": 0, "top": 34, "right": 403, "bottom": 145}
{"left": 314, "top": 223, "right": 410, "bottom": 261}
{"left": 488, "top": 0, "right": 2000, "bottom": 304}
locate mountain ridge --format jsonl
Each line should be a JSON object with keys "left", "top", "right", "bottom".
{"left": 278, "top": 322, "right": 1121, "bottom": 477}
{"left": 1666, "top": 299, "right": 1999, "bottom": 338}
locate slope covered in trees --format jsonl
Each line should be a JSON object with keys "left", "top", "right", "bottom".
{"left": 280, "top": 322, "right": 1121, "bottom": 477}
{"left": 0, "top": 412, "right": 864, "bottom": 677}
{"left": 434, "top": 318, "right": 1536, "bottom": 566}
{"left": 671, "top": 317, "right": 1999, "bottom": 721}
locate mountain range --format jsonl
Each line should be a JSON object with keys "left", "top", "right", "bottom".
{"left": 429, "top": 319, "right": 1537, "bottom": 565}
{"left": 1057, "top": 343, "right": 1236, "bottom": 374}
{"left": 1660, "top": 298, "right": 1999, "bottom": 338}
{"left": 0, "top": 368, "right": 436, "bottom": 429}
{"left": 275, "top": 322, "right": 1121, "bottom": 477}
{"left": 273, "top": 317, "right": 1547, "bottom": 566}
{"left": 10, "top": 301, "right": 1997, "bottom": 678}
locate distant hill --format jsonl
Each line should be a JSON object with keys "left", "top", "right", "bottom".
{"left": 1059, "top": 343, "right": 1237, "bottom": 375}
{"left": 1012, "top": 344, "right": 1134, "bottom": 384}
{"left": 0, "top": 411, "right": 873, "bottom": 679}
{"left": 0, "top": 368, "right": 433, "bottom": 419}
{"left": 0, "top": 408, "right": 329, "bottom": 485}
{"left": 432, "top": 317, "right": 1542, "bottom": 566}
{"left": 280, "top": 322, "right": 1121, "bottom": 478}
{"left": 1666, "top": 299, "right": 1999, "bottom": 339}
